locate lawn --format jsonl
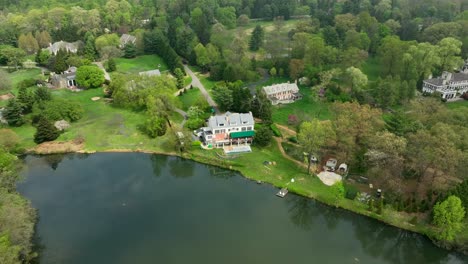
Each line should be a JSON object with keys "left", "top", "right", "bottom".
{"left": 178, "top": 88, "right": 203, "bottom": 111}
{"left": 445, "top": 100, "right": 468, "bottom": 110}
{"left": 1, "top": 68, "right": 44, "bottom": 107}
{"left": 362, "top": 56, "right": 381, "bottom": 82}
{"left": 11, "top": 88, "right": 181, "bottom": 152}
{"left": 114, "top": 55, "right": 168, "bottom": 74}
{"left": 272, "top": 85, "right": 331, "bottom": 126}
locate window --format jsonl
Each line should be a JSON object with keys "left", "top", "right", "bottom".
{"left": 214, "top": 130, "right": 219, "bottom": 134}
{"left": 247, "top": 127, "right": 252, "bottom": 131}
{"left": 242, "top": 127, "right": 246, "bottom": 131}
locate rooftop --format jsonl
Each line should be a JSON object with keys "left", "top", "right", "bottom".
{"left": 208, "top": 112, "right": 254, "bottom": 129}
{"left": 263, "top": 82, "right": 299, "bottom": 95}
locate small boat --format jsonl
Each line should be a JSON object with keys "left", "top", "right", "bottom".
{"left": 276, "top": 188, "right": 288, "bottom": 198}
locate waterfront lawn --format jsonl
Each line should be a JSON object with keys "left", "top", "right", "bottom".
{"left": 272, "top": 86, "right": 331, "bottom": 126}
{"left": 114, "top": 55, "right": 168, "bottom": 74}
{"left": 11, "top": 88, "right": 178, "bottom": 153}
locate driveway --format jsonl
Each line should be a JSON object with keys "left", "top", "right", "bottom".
{"left": 183, "top": 65, "right": 218, "bottom": 113}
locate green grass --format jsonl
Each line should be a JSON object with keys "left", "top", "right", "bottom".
{"left": 1, "top": 68, "right": 44, "bottom": 107}
{"left": 11, "top": 88, "right": 181, "bottom": 152}
{"left": 272, "top": 85, "right": 331, "bottom": 126}
{"left": 445, "top": 100, "right": 468, "bottom": 110}
{"left": 178, "top": 88, "right": 202, "bottom": 111}
{"left": 114, "top": 55, "right": 168, "bottom": 74}
{"left": 362, "top": 57, "right": 381, "bottom": 82}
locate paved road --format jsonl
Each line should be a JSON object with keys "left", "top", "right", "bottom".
{"left": 183, "top": 65, "right": 219, "bottom": 113}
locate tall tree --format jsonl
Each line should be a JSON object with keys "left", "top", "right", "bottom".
{"left": 33, "top": 117, "right": 59, "bottom": 144}
{"left": 3, "top": 99, "right": 24, "bottom": 127}
{"left": 249, "top": 25, "right": 264, "bottom": 51}
{"left": 298, "top": 119, "right": 335, "bottom": 174}
{"left": 432, "top": 195, "right": 466, "bottom": 241}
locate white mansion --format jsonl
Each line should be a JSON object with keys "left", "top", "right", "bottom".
{"left": 262, "top": 81, "right": 302, "bottom": 105}
{"left": 200, "top": 112, "right": 255, "bottom": 148}
{"left": 422, "top": 63, "right": 468, "bottom": 100}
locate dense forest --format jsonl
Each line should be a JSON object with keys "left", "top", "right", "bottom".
{"left": 0, "top": 0, "right": 468, "bottom": 262}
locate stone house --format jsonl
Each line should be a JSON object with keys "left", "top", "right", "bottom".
{"left": 120, "top": 34, "right": 136, "bottom": 48}
{"left": 45, "top": 41, "right": 82, "bottom": 55}
{"left": 262, "top": 81, "right": 302, "bottom": 105}
{"left": 50, "top": 67, "right": 77, "bottom": 88}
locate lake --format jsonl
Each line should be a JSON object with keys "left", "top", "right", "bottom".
{"left": 17, "top": 153, "right": 467, "bottom": 264}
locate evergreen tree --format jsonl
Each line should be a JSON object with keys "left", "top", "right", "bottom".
{"left": 107, "top": 58, "right": 117, "bottom": 72}
{"left": 249, "top": 25, "right": 264, "bottom": 51}
{"left": 252, "top": 90, "right": 272, "bottom": 124}
{"left": 17, "top": 86, "right": 34, "bottom": 114}
{"left": 253, "top": 125, "right": 273, "bottom": 147}
{"left": 35, "top": 87, "right": 52, "bottom": 102}
{"left": 123, "top": 43, "right": 137, "bottom": 58}
{"left": 84, "top": 32, "right": 97, "bottom": 61}
{"left": 34, "top": 117, "right": 60, "bottom": 144}
{"left": 3, "top": 99, "right": 24, "bottom": 127}
{"left": 53, "top": 49, "right": 68, "bottom": 73}
{"left": 174, "top": 68, "right": 185, "bottom": 89}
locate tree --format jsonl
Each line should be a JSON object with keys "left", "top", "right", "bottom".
{"left": 289, "top": 59, "right": 304, "bottom": 80}
{"left": 107, "top": 58, "right": 116, "bottom": 72}
{"left": 437, "top": 37, "right": 464, "bottom": 72}
{"left": 144, "top": 114, "right": 167, "bottom": 138}
{"left": 298, "top": 119, "right": 335, "bottom": 174}
{"left": 0, "top": 234, "right": 21, "bottom": 264}
{"left": 123, "top": 43, "right": 137, "bottom": 58}
{"left": 1, "top": 47, "right": 25, "bottom": 70}
{"left": 76, "top": 66, "right": 105, "bottom": 89}
{"left": 249, "top": 25, "right": 264, "bottom": 51}
{"left": 190, "top": 7, "right": 211, "bottom": 44}
{"left": 0, "top": 70, "right": 12, "bottom": 91}
{"left": 252, "top": 90, "right": 272, "bottom": 124}
{"left": 34, "top": 117, "right": 60, "bottom": 144}
{"left": 17, "top": 33, "right": 39, "bottom": 54}
{"left": 83, "top": 32, "right": 97, "bottom": 61}
{"left": 330, "top": 181, "right": 345, "bottom": 203}
{"left": 216, "top": 7, "right": 237, "bottom": 29}
{"left": 344, "top": 67, "right": 368, "bottom": 94}
{"left": 174, "top": 68, "right": 185, "bottom": 89}
{"left": 51, "top": 49, "right": 68, "bottom": 73}
{"left": 3, "top": 99, "right": 24, "bottom": 127}
{"left": 35, "top": 86, "right": 52, "bottom": 102}
{"left": 212, "top": 83, "right": 233, "bottom": 112}
{"left": 269, "top": 67, "right": 277, "bottom": 77}
{"left": 35, "top": 31, "right": 51, "bottom": 48}
{"left": 432, "top": 196, "right": 466, "bottom": 241}
{"left": 237, "top": 14, "right": 249, "bottom": 26}
{"left": 35, "top": 49, "right": 50, "bottom": 66}
{"left": 194, "top": 43, "right": 210, "bottom": 71}
{"left": 253, "top": 125, "right": 273, "bottom": 147}
{"left": 17, "top": 85, "right": 34, "bottom": 114}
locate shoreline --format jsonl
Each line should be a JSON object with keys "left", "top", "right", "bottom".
{"left": 22, "top": 147, "right": 468, "bottom": 256}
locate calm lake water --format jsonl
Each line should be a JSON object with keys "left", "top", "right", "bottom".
{"left": 17, "top": 153, "right": 467, "bottom": 264}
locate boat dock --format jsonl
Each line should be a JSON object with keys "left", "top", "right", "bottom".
{"left": 276, "top": 188, "right": 288, "bottom": 198}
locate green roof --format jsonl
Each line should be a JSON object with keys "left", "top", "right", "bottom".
{"left": 230, "top": 130, "right": 255, "bottom": 138}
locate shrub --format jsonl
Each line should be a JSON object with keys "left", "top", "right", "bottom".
{"left": 345, "top": 184, "right": 358, "bottom": 200}
{"left": 192, "top": 140, "right": 202, "bottom": 147}
{"left": 288, "top": 136, "right": 298, "bottom": 143}
{"left": 253, "top": 125, "right": 272, "bottom": 147}
{"left": 270, "top": 123, "right": 282, "bottom": 137}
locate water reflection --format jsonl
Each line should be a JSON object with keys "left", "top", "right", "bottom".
{"left": 42, "top": 154, "right": 66, "bottom": 170}
{"left": 169, "top": 157, "right": 195, "bottom": 178}
{"left": 286, "top": 195, "right": 318, "bottom": 230}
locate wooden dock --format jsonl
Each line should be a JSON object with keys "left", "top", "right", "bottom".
{"left": 276, "top": 188, "right": 288, "bottom": 198}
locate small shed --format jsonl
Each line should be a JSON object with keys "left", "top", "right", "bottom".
{"left": 338, "top": 163, "right": 348, "bottom": 173}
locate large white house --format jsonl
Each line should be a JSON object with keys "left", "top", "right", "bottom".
{"left": 422, "top": 62, "right": 468, "bottom": 100}
{"left": 201, "top": 112, "right": 255, "bottom": 148}
{"left": 262, "top": 81, "right": 301, "bottom": 105}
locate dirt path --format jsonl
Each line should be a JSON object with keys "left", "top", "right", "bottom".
{"left": 276, "top": 124, "right": 297, "bottom": 138}
{"left": 273, "top": 137, "right": 307, "bottom": 169}
{"left": 93, "top": 62, "right": 111, "bottom": 81}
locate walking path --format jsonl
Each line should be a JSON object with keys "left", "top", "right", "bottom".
{"left": 273, "top": 137, "right": 307, "bottom": 169}
{"left": 174, "top": 108, "right": 187, "bottom": 127}
{"left": 93, "top": 62, "right": 111, "bottom": 81}
{"left": 183, "top": 65, "right": 219, "bottom": 113}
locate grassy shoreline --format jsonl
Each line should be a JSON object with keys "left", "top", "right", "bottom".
{"left": 23, "top": 140, "right": 468, "bottom": 255}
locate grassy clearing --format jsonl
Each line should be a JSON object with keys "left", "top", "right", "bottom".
{"left": 114, "top": 55, "right": 168, "bottom": 74}
{"left": 272, "top": 85, "right": 331, "bottom": 126}
{"left": 445, "top": 100, "right": 468, "bottom": 110}
{"left": 11, "top": 88, "right": 179, "bottom": 153}
{"left": 178, "top": 88, "right": 202, "bottom": 111}
{"left": 362, "top": 57, "right": 381, "bottom": 82}
{"left": 1, "top": 68, "right": 44, "bottom": 107}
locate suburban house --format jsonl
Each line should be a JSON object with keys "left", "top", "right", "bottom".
{"left": 120, "top": 34, "right": 136, "bottom": 48}
{"left": 45, "top": 41, "right": 82, "bottom": 55}
{"left": 262, "top": 81, "right": 301, "bottom": 105}
{"left": 201, "top": 112, "right": 255, "bottom": 148}
{"left": 422, "top": 62, "right": 468, "bottom": 100}
{"left": 50, "top": 67, "right": 77, "bottom": 88}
